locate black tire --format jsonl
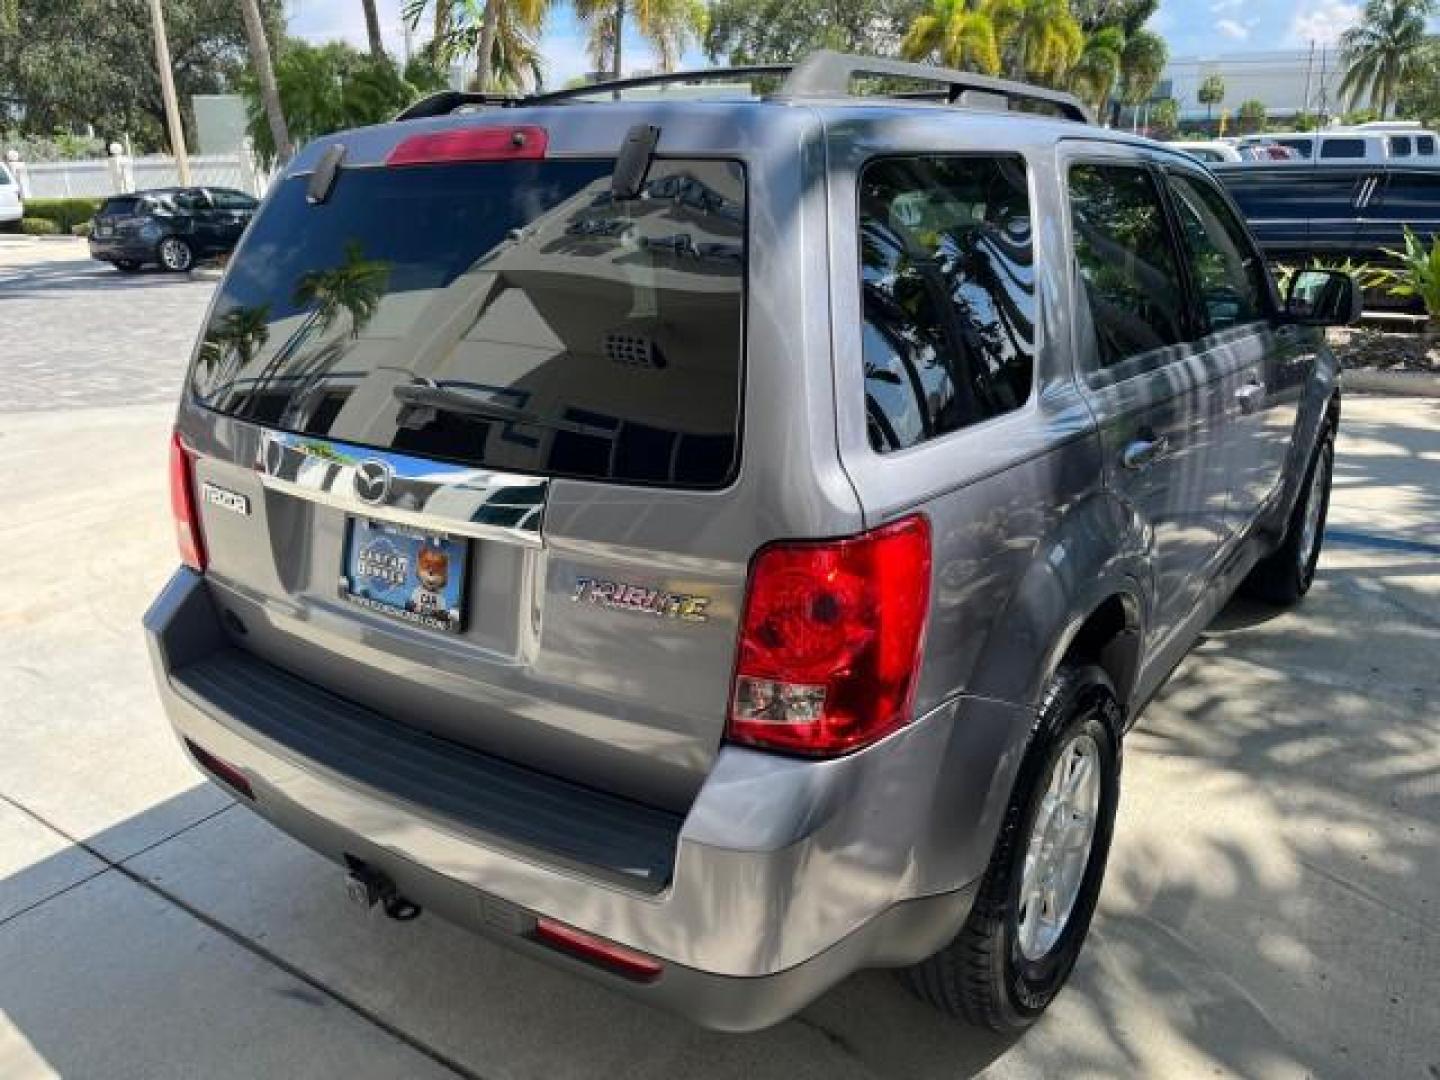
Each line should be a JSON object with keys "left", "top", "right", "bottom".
{"left": 156, "top": 236, "right": 194, "bottom": 272}
{"left": 1243, "top": 422, "right": 1334, "bottom": 606}
{"left": 114, "top": 259, "right": 142, "bottom": 273}
{"left": 904, "top": 665, "right": 1122, "bottom": 1031}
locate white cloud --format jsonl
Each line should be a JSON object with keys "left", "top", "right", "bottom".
{"left": 1288, "top": 0, "right": 1361, "bottom": 46}
{"left": 1216, "top": 18, "right": 1251, "bottom": 39}
{"left": 1210, "top": 0, "right": 1244, "bottom": 12}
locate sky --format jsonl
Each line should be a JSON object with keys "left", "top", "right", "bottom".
{"left": 283, "top": 0, "right": 1397, "bottom": 88}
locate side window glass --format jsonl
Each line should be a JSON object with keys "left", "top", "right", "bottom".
{"left": 1167, "top": 172, "right": 1269, "bottom": 333}
{"left": 1419, "top": 135, "right": 1436, "bottom": 155}
{"left": 1068, "top": 163, "right": 1187, "bottom": 369}
{"left": 1320, "top": 138, "right": 1365, "bottom": 159}
{"left": 1390, "top": 136, "right": 1412, "bottom": 157}
{"left": 858, "top": 155, "right": 1036, "bottom": 453}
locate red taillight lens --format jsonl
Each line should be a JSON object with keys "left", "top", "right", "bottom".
{"left": 386, "top": 125, "right": 548, "bottom": 166}
{"left": 728, "top": 515, "right": 931, "bottom": 757}
{"left": 169, "top": 430, "right": 206, "bottom": 572}
{"left": 533, "top": 917, "right": 663, "bottom": 982}
{"left": 184, "top": 739, "right": 253, "bottom": 799}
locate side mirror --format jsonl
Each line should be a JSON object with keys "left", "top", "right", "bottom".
{"left": 1285, "top": 268, "right": 1362, "bottom": 326}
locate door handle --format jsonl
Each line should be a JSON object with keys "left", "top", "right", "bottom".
{"left": 1236, "top": 382, "right": 1265, "bottom": 414}
{"left": 1121, "top": 434, "right": 1170, "bottom": 471}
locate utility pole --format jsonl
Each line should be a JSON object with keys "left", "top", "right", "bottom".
{"left": 146, "top": 0, "right": 191, "bottom": 185}
{"left": 1303, "top": 40, "right": 1315, "bottom": 119}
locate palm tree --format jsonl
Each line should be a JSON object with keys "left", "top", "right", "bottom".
{"left": 900, "top": 0, "right": 1006, "bottom": 75}
{"left": 239, "top": 0, "right": 292, "bottom": 163}
{"left": 361, "top": 0, "right": 386, "bottom": 58}
{"left": 1069, "top": 26, "right": 1125, "bottom": 113}
{"left": 573, "top": 0, "right": 706, "bottom": 80}
{"left": 403, "top": 0, "right": 547, "bottom": 90}
{"left": 1001, "top": 0, "right": 1083, "bottom": 84}
{"left": 293, "top": 242, "right": 391, "bottom": 339}
{"left": 1339, "top": 0, "right": 1435, "bottom": 118}
{"left": 1197, "top": 71, "right": 1224, "bottom": 122}
{"left": 1117, "top": 28, "right": 1167, "bottom": 110}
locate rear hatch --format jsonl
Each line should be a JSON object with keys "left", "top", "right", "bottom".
{"left": 92, "top": 194, "right": 152, "bottom": 239}
{"left": 182, "top": 135, "right": 750, "bottom": 811}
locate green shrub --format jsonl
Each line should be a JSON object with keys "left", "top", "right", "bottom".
{"left": 1378, "top": 228, "right": 1440, "bottom": 327}
{"left": 20, "top": 196, "right": 103, "bottom": 233}
{"left": 20, "top": 217, "right": 60, "bottom": 235}
{"left": 70, "top": 221, "right": 92, "bottom": 238}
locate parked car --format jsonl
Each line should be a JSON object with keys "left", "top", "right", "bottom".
{"left": 144, "top": 51, "right": 1353, "bottom": 1034}
{"left": 0, "top": 160, "right": 22, "bottom": 226}
{"left": 1172, "top": 139, "right": 1243, "bottom": 163}
{"left": 1237, "top": 130, "right": 1429, "bottom": 164}
{"left": 1215, "top": 161, "right": 1440, "bottom": 286}
{"left": 88, "top": 186, "right": 259, "bottom": 272}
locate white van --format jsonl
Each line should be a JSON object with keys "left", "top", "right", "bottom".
{"left": 1245, "top": 128, "right": 1440, "bottom": 165}
{"left": 0, "top": 161, "right": 23, "bottom": 225}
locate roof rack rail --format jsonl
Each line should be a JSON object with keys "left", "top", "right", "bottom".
{"left": 782, "top": 51, "right": 1092, "bottom": 123}
{"left": 392, "top": 51, "right": 1092, "bottom": 125}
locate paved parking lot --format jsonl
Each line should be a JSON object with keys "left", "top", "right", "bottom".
{"left": 2, "top": 242, "right": 1438, "bottom": 1079}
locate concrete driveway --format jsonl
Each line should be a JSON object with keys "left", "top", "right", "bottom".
{"left": 2, "top": 244, "right": 1437, "bottom": 1079}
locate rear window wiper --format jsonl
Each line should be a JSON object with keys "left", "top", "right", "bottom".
{"left": 392, "top": 381, "right": 615, "bottom": 439}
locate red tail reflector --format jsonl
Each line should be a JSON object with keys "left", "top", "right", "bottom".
{"left": 534, "top": 917, "right": 663, "bottom": 982}
{"left": 184, "top": 739, "right": 254, "bottom": 800}
{"left": 728, "top": 515, "right": 931, "bottom": 757}
{"left": 387, "top": 125, "right": 548, "bottom": 166}
{"left": 169, "top": 430, "right": 207, "bottom": 572}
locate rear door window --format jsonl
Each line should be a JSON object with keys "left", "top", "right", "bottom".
{"left": 190, "top": 157, "right": 747, "bottom": 489}
{"left": 857, "top": 155, "right": 1036, "bottom": 453}
{"left": 1278, "top": 139, "right": 1313, "bottom": 159}
{"left": 1419, "top": 135, "right": 1436, "bottom": 156}
{"left": 1390, "top": 135, "right": 1413, "bottom": 157}
{"left": 1068, "top": 162, "right": 1188, "bottom": 370}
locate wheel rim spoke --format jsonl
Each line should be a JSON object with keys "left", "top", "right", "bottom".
{"left": 1016, "top": 730, "right": 1103, "bottom": 962}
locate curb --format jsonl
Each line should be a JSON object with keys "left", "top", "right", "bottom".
{"left": 1344, "top": 369, "right": 1440, "bottom": 398}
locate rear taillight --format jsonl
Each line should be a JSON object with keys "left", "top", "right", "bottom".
{"left": 386, "top": 125, "right": 548, "bottom": 166}
{"left": 728, "top": 515, "right": 931, "bottom": 757}
{"left": 169, "top": 430, "right": 206, "bottom": 571}
{"left": 533, "top": 917, "right": 662, "bottom": 982}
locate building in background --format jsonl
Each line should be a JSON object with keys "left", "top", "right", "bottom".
{"left": 1154, "top": 48, "right": 1367, "bottom": 125}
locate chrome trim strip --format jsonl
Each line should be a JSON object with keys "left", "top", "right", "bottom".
{"left": 256, "top": 430, "right": 546, "bottom": 547}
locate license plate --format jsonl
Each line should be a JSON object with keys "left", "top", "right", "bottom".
{"left": 341, "top": 518, "right": 467, "bottom": 633}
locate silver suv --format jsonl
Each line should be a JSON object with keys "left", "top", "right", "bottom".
{"left": 144, "top": 52, "right": 1354, "bottom": 1033}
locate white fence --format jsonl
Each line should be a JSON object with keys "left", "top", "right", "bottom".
{"left": 5, "top": 146, "right": 269, "bottom": 200}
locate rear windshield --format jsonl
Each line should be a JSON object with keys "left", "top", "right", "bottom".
{"left": 188, "top": 157, "right": 746, "bottom": 488}
{"left": 101, "top": 197, "right": 143, "bottom": 215}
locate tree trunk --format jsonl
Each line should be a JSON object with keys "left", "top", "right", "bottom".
{"left": 361, "top": 0, "right": 386, "bottom": 59}
{"left": 612, "top": 0, "right": 625, "bottom": 80}
{"left": 477, "top": 0, "right": 501, "bottom": 90}
{"left": 434, "top": 0, "right": 451, "bottom": 46}
{"left": 239, "top": 0, "right": 292, "bottom": 164}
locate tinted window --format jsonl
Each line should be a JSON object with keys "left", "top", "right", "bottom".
{"left": 1168, "top": 172, "right": 1269, "bottom": 332}
{"left": 858, "top": 155, "right": 1036, "bottom": 453}
{"left": 1068, "top": 163, "right": 1187, "bottom": 369}
{"left": 1321, "top": 138, "right": 1365, "bottom": 159}
{"left": 190, "top": 158, "right": 746, "bottom": 489}
{"left": 1278, "top": 139, "right": 1313, "bottom": 159}
{"left": 171, "top": 189, "right": 210, "bottom": 210}
{"left": 1390, "top": 135, "right": 1412, "bottom": 157}
{"left": 211, "top": 189, "right": 257, "bottom": 210}
{"left": 100, "top": 196, "right": 142, "bottom": 215}
{"left": 0, "top": 165, "right": 11, "bottom": 186}
{"left": 1419, "top": 135, "right": 1436, "bottom": 155}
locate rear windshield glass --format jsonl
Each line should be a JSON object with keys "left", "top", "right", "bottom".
{"left": 189, "top": 157, "right": 746, "bottom": 489}
{"left": 101, "top": 197, "right": 142, "bottom": 215}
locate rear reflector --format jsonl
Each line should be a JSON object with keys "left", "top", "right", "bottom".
{"left": 533, "top": 917, "right": 662, "bottom": 982}
{"left": 728, "top": 515, "right": 931, "bottom": 757}
{"left": 184, "top": 739, "right": 254, "bottom": 800}
{"left": 169, "top": 430, "right": 207, "bottom": 572}
{"left": 386, "top": 125, "right": 548, "bottom": 166}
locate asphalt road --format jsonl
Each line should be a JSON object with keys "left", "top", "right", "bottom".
{"left": 2, "top": 240, "right": 1438, "bottom": 1079}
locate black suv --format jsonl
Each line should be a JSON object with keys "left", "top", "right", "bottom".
{"left": 89, "top": 186, "right": 259, "bottom": 273}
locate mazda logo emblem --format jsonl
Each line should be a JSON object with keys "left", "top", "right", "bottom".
{"left": 354, "top": 460, "right": 392, "bottom": 505}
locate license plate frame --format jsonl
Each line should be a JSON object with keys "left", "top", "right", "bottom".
{"left": 340, "top": 518, "right": 468, "bottom": 634}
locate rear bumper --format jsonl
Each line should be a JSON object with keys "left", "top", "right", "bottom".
{"left": 89, "top": 237, "right": 154, "bottom": 262}
{"left": 144, "top": 569, "right": 1029, "bottom": 1030}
